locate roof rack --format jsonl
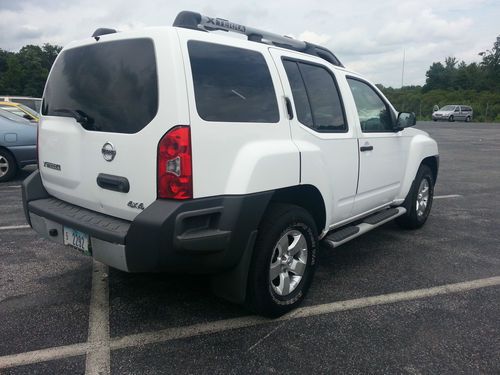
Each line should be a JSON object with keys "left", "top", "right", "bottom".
{"left": 173, "top": 11, "right": 343, "bottom": 67}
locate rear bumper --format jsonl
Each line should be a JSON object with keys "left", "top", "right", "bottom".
{"left": 22, "top": 170, "right": 272, "bottom": 273}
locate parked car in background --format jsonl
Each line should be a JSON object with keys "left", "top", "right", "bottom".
{"left": 432, "top": 105, "right": 473, "bottom": 122}
{"left": 0, "top": 96, "right": 42, "bottom": 112}
{"left": 0, "top": 108, "right": 37, "bottom": 182}
{"left": 0, "top": 101, "right": 39, "bottom": 122}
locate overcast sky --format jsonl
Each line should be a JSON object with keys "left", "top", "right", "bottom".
{"left": 1, "top": 0, "right": 499, "bottom": 87}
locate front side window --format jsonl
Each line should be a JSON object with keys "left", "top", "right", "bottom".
{"left": 283, "top": 59, "right": 346, "bottom": 132}
{"left": 188, "top": 41, "right": 279, "bottom": 123}
{"left": 347, "top": 78, "right": 393, "bottom": 132}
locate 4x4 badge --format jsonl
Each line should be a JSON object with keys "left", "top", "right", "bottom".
{"left": 101, "top": 142, "right": 116, "bottom": 162}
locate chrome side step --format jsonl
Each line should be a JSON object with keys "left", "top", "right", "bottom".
{"left": 323, "top": 207, "right": 407, "bottom": 248}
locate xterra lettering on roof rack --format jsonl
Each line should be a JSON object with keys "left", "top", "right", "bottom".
{"left": 173, "top": 10, "right": 344, "bottom": 67}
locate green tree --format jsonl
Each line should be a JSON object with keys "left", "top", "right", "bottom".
{"left": 0, "top": 43, "right": 62, "bottom": 97}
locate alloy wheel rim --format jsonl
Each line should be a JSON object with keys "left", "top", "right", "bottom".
{"left": 269, "top": 229, "right": 308, "bottom": 296}
{"left": 416, "top": 178, "right": 430, "bottom": 217}
{"left": 0, "top": 156, "right": 9, "bottom": 178}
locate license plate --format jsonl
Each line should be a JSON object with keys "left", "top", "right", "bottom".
{"left": 63, "top": 227, "right": 91, "bottom": 253}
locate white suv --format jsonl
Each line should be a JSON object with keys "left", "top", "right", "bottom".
{"left": 22, "top": 11, "right": 439, "bottom": 317}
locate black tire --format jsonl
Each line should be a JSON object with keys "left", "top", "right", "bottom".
{"left": 246, "top": 204, "right": 318, "bottom": 317}
{"left": 432, "top": 119, "right": 437, "bottom": 122}
{"left": 465, "top": 116, "right": 471, "bottom": 122}
{"left": 0, "top": 149, "right": 18, "bottom": 183}
{"left": 396, "top": 164, "right": 434, "bottom": 229}
{"left": 448, "top": 115, "right": 454, "bottom": 122}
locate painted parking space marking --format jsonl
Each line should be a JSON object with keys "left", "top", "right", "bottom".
{"left": 109, "top": 276, "right": 500, "bottom": 351}
{"left": 85, "top": 261, "right": 110, "bottom": 375}
{"left": 0, "top": 225, "right": 30, "bottom": 231}
{"left": 434, "top": 194, "right": 462, "bottom": 199}
{"left": 0, "top": 275, "right": 498, "bottom": 371}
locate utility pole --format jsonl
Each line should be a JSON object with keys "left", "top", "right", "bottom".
{"left": 401, "top": 48, "right": 405, "bottom": 88}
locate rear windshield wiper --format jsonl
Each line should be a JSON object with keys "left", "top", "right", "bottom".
{"left": 53, "top": 108, "right": 99, "bottom": 130}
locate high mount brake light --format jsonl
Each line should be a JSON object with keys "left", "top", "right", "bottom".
{"left": 157, "top": 126, "right": 192, "bottom": 199}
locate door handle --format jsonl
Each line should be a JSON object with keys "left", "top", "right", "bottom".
{"left": 285, "top": 97, "right": 294, "bottom": 120}
{"left": 97, "top": 173, "right": 130, "bottom": 193}
{"left": 360, "top": 145, "right": 374, "bottom": 152}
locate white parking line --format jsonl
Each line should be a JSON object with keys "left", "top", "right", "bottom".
{"left": 109, "top": 276, "right": 500, "bottom": 350}
{"left": 85, "top": 261, "right": 110, "bottom": 375}
{"left": 0, "top": 343, "right": 89, "bottom": 370}
{"left": 434, "top": 194, "right": 462, "bottom": 199}
{"left": 1, "top": 276, "right": 498, "bottom": 370}
{"left": 0, "top": 225, "right": 30, "bottom": 231}
{"left": 0, "top": 185, "right": 21, "bottom": 189}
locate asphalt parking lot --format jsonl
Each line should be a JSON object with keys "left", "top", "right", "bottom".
{"left": 0, "top": 121, "right": 499, "bottom": 374}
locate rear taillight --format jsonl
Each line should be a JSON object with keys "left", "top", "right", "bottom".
{"left": 157, "top": 126, "right": 192, "bottom": 199}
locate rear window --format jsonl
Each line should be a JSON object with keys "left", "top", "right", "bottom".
{"left": 42, "top": 38, "right": 158, "bottom": 134}
{"left": 188, "top": 41, "right": 279, "bottom": 123}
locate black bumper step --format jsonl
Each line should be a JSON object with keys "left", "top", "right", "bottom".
{"left": 28, "top": 197, "right": 130, "bottom": 244}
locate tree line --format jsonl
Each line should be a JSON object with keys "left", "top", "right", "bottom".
{"left": 379, "top": 36, "right": 500, "bottom": 122}
{"left": 0, "top": 44, "right": 62, "bottom": 98}
{"left": 0, "top": 38, "right": 499, "bottom": 121}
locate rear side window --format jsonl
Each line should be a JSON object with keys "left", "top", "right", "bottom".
{"left": 188, "top": 41, "right": 279, "bottom": 123}
{"left": 43, "top": 38, "right": 158, "bottom": 134}
{"left": 283, "top": 59, "right": 346, "bottom": 132}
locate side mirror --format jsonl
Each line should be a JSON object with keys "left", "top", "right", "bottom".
{"left": 396, "top": 112, "right": 416, "bottom": 130}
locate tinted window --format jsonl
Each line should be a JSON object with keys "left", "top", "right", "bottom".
{"left": 283, "top": 60, "right": 346, "bottom": 132}
{"left": 188, "top": 41, "right": 279, "bottom": 123}
{"left": 43, "top": 39, "right": 158, "bottom": 134}
{"left": 283, "top": 60, "right": 313, "bottom": 127}
{"left": 347, "top": 78, "right": 393, "bottom": 132}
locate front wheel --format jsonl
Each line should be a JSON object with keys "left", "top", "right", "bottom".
{"left": 0, "top": 149, "right": 18, "bottom": 183}
{"left": 246, "top": 204, "right": 318, "bottom": 317}
{"left": 448, "top": 115, "right": 454, "bottom": 122}
{"left": 396, "top": 164, "right": 435, "bottom": 229}
{"left": 465, "top": 116, "right": 471, "bottom": 122}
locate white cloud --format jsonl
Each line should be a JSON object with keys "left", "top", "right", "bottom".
{"left": 298, "top": 31, "right": 331, "bottom": 45}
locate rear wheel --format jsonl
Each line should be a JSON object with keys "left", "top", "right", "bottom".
{"left": 465, "top": 116, "right": 471, "bottom": 122}
{"left": 448, "top": 115, "right": 454, "bottom": 122}
{"left": 246, "top": 204, "right": 318, "bottom": 317}
{"left": 396, "top": 164, "right": 434, "bottom": 229}
{"left": 0, "top": 149, "right": 17, "bottom": 183}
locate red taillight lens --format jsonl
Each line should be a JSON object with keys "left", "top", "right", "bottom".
{"left": 157, "top": 126, "right": 192, "bottom": 199}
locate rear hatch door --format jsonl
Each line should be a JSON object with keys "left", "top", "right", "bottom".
{"left": 39, "top": 32, "right": 186, "bottom": 220}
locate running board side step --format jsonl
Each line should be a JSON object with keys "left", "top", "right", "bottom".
{"left": 323, "top": 207, "right": 407, "bottom": 248}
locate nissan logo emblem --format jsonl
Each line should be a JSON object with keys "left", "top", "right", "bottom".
{"left": 101, "top": 142, "right": 116, "bottom": 162}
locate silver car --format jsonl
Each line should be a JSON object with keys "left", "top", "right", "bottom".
{"left": 0, "top": 108, "right": 37, "bottom": 182}
{"left": 432, "top": 105, "right": 473, "bottom": 122}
